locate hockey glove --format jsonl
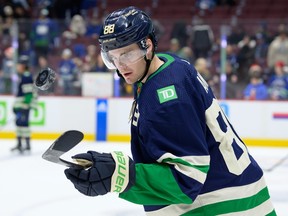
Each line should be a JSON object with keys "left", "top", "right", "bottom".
{"left": 64, "top": 151, "right": 135, "bottom": 196}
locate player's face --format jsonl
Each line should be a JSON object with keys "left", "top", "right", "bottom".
{"left": 108, "top": 44, "right": 147, "bottom": 84}
{"left": 16, "top": 64, "right": 25, "bottom": 73}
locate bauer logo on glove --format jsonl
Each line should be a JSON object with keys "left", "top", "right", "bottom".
{"left": 64, "top": 151, "right": 135, "bottom": 196}
{"left": 110, "top": 151, "right": 130, "bottom": 193}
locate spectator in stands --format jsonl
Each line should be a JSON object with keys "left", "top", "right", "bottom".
{"left": 82, "top": 44, "right": 98, "bottom": 72}
{"left": 225, "top": 61, "right": 244, "bottom": 99}
{"left": 170, "top": 20, "right": 189, "bottom": 47}
{"left": 58, "top": 48, "right": 78, "bottom": 95}
{"left": 12, "top": 1, "right": 31, "bottom": 19}
{"left": 80, "top": 0, "right": 98, "bottom": 18}
{"left": 0, "top": 47, "right": 14, "bottom": 94}
{"left": 243, "top": 64, "right": 268, "bottom": 100}
{"left": 267, "top": 24, "right": 288, "bottom": 69}
{"left": 144, "top": 7, "right": 165, "bottom": 41}
{"left": 152, "top": 19, "right": 165, "bottom": 41}
{"left": 226, "top": 44, "right": 238, "bottom": 74}
{"left": 194, "top": 57, "right": 211, "bottom": 82}
{"left": 1, "top": 5, "right": 14, "bottom": 46}
{"left": 179, "top": 46, "right": 194, "bottom": 63}
{"left": 94, "top": 54, "right": 109, "bottom": 72}
{"left": 30, "top": 8, "right": 58, "bottom": 67}
{"left": 190, "top": 18, "right": 214, "bottom": 59}
{"left": 168, "top": 38, "right": 182, "bottom": 56}
{"left": 237, "top": 35, "right": 256, "bottom": 84}
{"left": 82, "top": 45, "right": 108, "bottom": 72}
{"left": 227, "top": 25, "right": 245, "bottom": 45}
{"left": 253, "top": 32, "right": 269, "bottom": 68}
{"left": 214, "top": 44, "right": 238, "bottom": 83}
{"left": 267, "top": 61, "right": 288, "bottom": 100}
{"left": 196, "top": 0, "right": 216, "bottom": 10}
{"left": 85, "top": 15, "right": 102, "bottom": 39}
{"left": 52, "top": 0, "right": 83, "bottom": 19}
{"left": 62, "top": 14, "right": 87, "bottom": 40}
{"left": 194, "top": 57, "right": 220, "bottom": 97}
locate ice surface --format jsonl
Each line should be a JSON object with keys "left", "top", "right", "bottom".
{"left": 0, "top": 139, "right": 287, "bottom": 216}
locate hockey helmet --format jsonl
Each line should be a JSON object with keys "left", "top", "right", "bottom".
{"left": 99, "top": 6, "right": 157, "bottom": 69}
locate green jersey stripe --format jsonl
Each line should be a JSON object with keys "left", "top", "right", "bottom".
{"left": 219, "top": 199, "right": 276, "bottom": 216}
{"left": 145, "top": 176, "right": 273, "bottom": 216}
{"left": 120, "top": 163, "right": 192, "bottom": 205}
{"left": 183, "top": 187, "right": 273, "bottom": 215}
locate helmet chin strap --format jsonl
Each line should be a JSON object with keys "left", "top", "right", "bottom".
{"left": 116, "top": 69, "right": 123, "bottom": 79}
{"left": 137, "top": 52, "right": 155, "bottom": 83}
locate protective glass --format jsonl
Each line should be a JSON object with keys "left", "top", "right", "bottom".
{"left": 101, "top": 49, "right": 146, "bottom": 69}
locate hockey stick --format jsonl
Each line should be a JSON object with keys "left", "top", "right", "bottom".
{"left": 263, "top": 153, "right": 288, "bottom": 172}
{"left": 42, "top": 130, "right": 91, "bottom": 169}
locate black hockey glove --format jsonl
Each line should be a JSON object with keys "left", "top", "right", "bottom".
{"left": 64, "top": 151, "right": 135, "bottom": 196}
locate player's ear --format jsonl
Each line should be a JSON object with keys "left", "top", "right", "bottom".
{"left": 146, "top": 38, "right": 154, "bottom": 59}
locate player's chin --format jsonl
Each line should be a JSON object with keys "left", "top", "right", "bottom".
{"left": 124, "top": 77, "right": 135, "bottom": 85}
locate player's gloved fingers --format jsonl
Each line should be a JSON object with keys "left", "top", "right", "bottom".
{"left": 65, "top": 170, "right": 108, "bottom": 196}
{"left": 72, "top": 152, "right": 93, "bottom": 162}
{"left": 73, "top": 180, "right": 109, "bottom": 196}
{"left": 88, "top": 151, "right": 115, "bottom": 163}
{"left": 64, "top": 170, "right": 92, "bottom": 195}
{"left": 74, "top": 184, "right": 90, "bottom": 196}
{"left": 64, "top": 168, "right": 89, "bottom": 181}
{"left": 91, "top": 180, "right": 110, "bottom": 195}
{"left": 69, "top": 179, "right": 92, "bottom": 196}
{"left": 90, "top": 160, "right": 115, "bottom": 180}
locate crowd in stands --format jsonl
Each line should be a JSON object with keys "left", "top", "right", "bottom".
{"left": 168, "top": 19, "right": 288, "bottom": 100}
{"left": 0, "top": 0, "right": 288, "bottom": 100}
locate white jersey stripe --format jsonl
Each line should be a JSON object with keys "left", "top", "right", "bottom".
{"left": 157, "top": 153, "right": 210, "bottom": 165}
{"left": 157, "top": 153, "right": 210, "bottom": 183}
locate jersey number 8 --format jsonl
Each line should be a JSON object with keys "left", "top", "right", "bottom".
{"left": 206, "top": 99, "right": 251, "bottom": 175}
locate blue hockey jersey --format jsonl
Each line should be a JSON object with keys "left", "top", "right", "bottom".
{"left": 14, "top": 71, "right": 36, "bottom": 110}
{"left": 119, "top": 53, "right": 276, "bottom": 215}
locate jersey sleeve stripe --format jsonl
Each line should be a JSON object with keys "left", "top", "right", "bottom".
{"left": 145, "top": 176, "right": 275, "bottom": 216}
{"left": 22, "top": 83, "right": 33, "bottom": 93}
{"left": 219, "top": 199, "right": 275, "bottom": 216}
{"left": 157, "top": 153, "right": 210, "bottom": 183}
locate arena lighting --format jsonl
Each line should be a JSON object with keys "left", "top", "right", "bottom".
{"left": 220, "top": 26, "right": 228, "bottom": 99}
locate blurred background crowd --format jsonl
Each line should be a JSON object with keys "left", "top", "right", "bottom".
{"left": 0, "top": 0, "right": 288, "bottom": 100}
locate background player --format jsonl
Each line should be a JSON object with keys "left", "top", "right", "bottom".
{"left": 64, "top": 6, "right": 276, "bottom": 215}
{"left": 11, "top": 55, "right": 37, "bottom": 153}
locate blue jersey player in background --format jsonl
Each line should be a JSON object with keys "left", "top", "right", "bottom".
{"left": 64, "top": 6, "right": 276, "bottom": 216}
{"left": 11, "top": 55, "right": 37, "bottom": 153}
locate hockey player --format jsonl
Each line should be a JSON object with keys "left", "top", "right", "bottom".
{"left": 64, "top": 7, "right": 276, "bottom": 215}
{"left": 11, "top": 55, "right": 37, "bottom": 153}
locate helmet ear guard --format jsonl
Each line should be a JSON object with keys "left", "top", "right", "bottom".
{"left": 138, "top": 39, "right": 148, "bottom": 50}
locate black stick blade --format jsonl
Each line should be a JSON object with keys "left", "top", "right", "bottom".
{"left": 42, "top": 130, "right": 84, "bottom": 168}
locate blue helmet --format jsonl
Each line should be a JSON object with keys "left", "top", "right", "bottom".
{"left": 99, "top": 6, "right": 157, "bottom": 52}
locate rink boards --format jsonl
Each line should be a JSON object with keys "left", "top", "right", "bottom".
{"left": 0, "top": 96, "right": 288, "bottom": 147}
